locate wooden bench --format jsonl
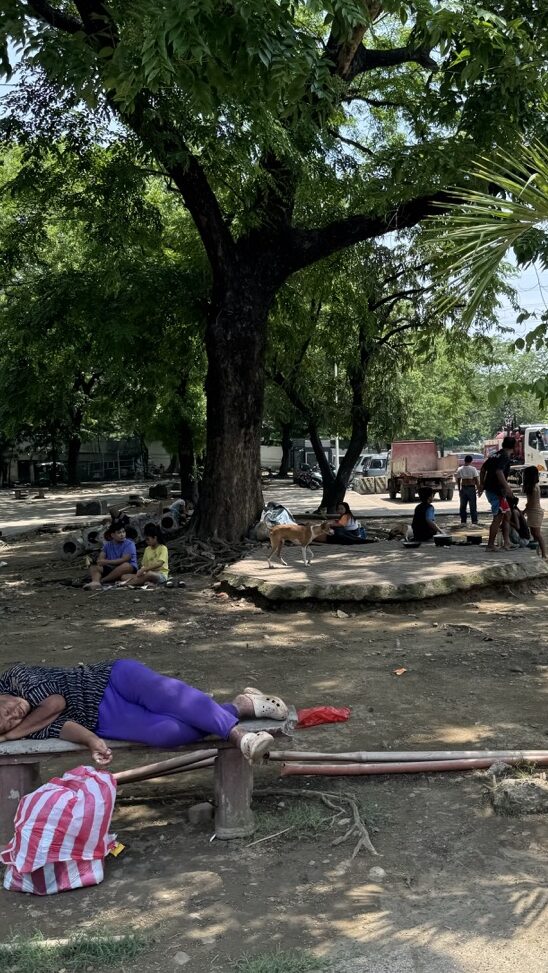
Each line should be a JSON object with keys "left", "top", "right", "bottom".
{"left": 0, "top": 711, "right": 296, "bottom": 846}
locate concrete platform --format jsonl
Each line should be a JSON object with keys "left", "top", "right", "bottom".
{"left": 223, "top": 542, "right": 548, "bottom": 602}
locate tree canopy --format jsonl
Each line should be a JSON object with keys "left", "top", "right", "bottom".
{"left": 2, "top": 2, "right": 547, "bottom": 535}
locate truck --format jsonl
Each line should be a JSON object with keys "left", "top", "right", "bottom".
{"left": 484, "top": 423, "right": 548, "bottom": 496}
{"left": 387, "top": 439, "right": 456, "bottom": 503}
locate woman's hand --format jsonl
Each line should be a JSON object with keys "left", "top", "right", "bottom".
{"left": 90, "top": 737, "right": 113, "bottom": 766}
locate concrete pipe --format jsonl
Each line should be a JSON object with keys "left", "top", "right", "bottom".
{"left": 124, "top": 522, "right": 143, "bottom": 543}
{"left": 160, "top": 513, "right": 177, "bottom": 533}
{"left": 83, "top": 526, "right": 104, "bottom": 549}
{"left": 60, "top": 535, "right": 85, "bottom": 560}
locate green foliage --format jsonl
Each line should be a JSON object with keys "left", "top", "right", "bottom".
{"left": 430, "top": 141, "right": 548, "bottom": 326}
{"left": 0, "top": 143, "right": 208, "bottom": 466}
{"left": 400, "top": 338, "right": 548, "bottom": 446}
{"left": 2, "top": 0, "right": 548, "bottom": 532}
{"left": 268, "top": 233, "right": 507, "bottom": 450}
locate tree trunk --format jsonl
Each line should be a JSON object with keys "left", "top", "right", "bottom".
{"left": 277, "top": 423, "right": 292, "bottom": 477}
{"left": 67, "top": 435, "right": 82, "bottom": 486}
{"left": 178, "top": 417, "right": 198, "bottom": 504}
{"left": 321, "top": 426, "right": 368, "bottom": 512}
{"left": 192, "top": 293, "right": 269, "bottom": 540}
{"left": 166, "top": 454, "right": 177, "bottom": 476}
{"left": 318, "top": 360, "right": 370, "bottom": 512}
{"left": 50, "top": 436, "right": 58, "bottom": 486}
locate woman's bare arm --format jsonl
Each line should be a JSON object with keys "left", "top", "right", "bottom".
{"left": 60, "top": 721, "right": 113, "bottom": 766}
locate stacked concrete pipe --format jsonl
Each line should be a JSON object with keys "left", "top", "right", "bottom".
{"left": 60, "top": 535, "right": 86, "bottom": 559}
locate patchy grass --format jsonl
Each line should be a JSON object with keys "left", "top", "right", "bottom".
{"left": 254, "top": 800, "right": 330, "bottom": 840}
{"left": 233, "top": 948, "right": 330, "bottom": 973}
{"left": 0, "top": 932, "right": 148, "bottom": 973}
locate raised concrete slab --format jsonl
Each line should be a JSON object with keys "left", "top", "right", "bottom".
{"left": 223, "top": 542, "right": 548, "bottom": 602}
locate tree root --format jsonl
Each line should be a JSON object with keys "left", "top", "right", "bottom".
{"left": 254, "top": 787, "right": 379, "bottom": 860}
{"left": 168, "top": 536, "right": 258, "bottom": 577}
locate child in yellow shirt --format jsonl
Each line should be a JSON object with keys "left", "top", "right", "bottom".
{"left": 123, "top": 526, "right": 169, "bottom": 587}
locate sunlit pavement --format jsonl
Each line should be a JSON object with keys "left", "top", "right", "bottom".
{"left": 1, "top": 478, "right": 547, "bottom": 539}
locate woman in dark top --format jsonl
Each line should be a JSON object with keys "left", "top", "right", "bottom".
{"left": 0, "top": 660, "right": 288, "bottom": 765}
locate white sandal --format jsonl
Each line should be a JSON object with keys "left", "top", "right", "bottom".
{"left": 239, "top": 731, "right": 274, "bottom": 764}
{"left": 243, "top": 687, "right": 288, "bottom": 721}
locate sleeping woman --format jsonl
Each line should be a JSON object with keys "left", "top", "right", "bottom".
{"left": 0, "top": 660, "right": 288, "bottom": 765}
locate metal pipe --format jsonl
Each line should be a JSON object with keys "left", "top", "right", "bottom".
{"left": 269, "top": 749, "right": 548, "bottom": 763}
{"left": 280, "top": 755, "right": 548, "bottom": 777}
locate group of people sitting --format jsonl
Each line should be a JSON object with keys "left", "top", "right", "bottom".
{"left": 83, "top": 522, "right": 170, "bottom": 590}
{"left": 411, "top": 438, "right": 545, "bottom": 557}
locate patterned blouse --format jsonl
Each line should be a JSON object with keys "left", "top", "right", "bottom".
{"left": 0, "top": 662, "right": 114, "bottom": 739}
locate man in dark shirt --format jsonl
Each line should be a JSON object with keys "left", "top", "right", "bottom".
{"left": 480, "top": 436, "right": 515, "bottom": 551}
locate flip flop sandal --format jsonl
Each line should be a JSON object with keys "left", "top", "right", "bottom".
{"left": 239, "top": 731, "right": 274, "bottom": 764}
{"left": 243, "top": 687, "right": 288, "bottom": 720}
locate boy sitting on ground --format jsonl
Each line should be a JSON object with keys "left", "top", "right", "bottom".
{"left": 84, "top": 522, "right": 138, "bottom": 590}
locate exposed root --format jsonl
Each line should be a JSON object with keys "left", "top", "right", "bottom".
{"left": 168, "top": 535, "right": 258, "bottom": 577}
{"left": 254, "top": 786, "right": 379, "bottom": 860}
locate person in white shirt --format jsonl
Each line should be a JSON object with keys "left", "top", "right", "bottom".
{"left": 455, "top": 455, "right": 480, "bottom": 525}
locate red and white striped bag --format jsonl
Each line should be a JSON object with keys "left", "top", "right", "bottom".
{"left": 1, "top": 765, "right": 117, "bottom": 895}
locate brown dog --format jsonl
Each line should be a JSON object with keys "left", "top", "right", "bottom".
{"left": 267, "top": 521, "right": 331, "bottom": 568}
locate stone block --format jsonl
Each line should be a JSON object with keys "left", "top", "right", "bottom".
{"left": 75, "top": 500, "right": 108, "bottom": 517}
{"left": 149, "top": 483, "right": 169, "bottom": 499}
{"left": 491, "top": 777, "right": 548, "bottom": 815}
{"left": 187, "top": 801, "right": 214, "bottom": 825}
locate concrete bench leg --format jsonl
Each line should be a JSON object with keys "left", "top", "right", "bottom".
{"left": 214, "top": 748, "right": 255, "bottom": 839}
{"left": 0, "top": 763, "right": 41, "bottom": 847}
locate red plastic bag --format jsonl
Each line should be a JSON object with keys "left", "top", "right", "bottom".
{"left": 297, "top": 706, "right": 351, "bottom": 728}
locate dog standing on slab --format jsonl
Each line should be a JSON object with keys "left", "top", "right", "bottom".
{"left": 267, "top": 521, "right": 331, "bottom": 568}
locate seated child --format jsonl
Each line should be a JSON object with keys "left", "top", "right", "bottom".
{"left": 84, "top": 522, "right": 138, "bottom": 590}
{"left": 123, "top": 525, "right": 169, "bottom": 587}
{"left": 412, "top": 489, "right": 442, "bottom": 541}
{"left": 325, "top": 502, "right": 368, "bottom": 544}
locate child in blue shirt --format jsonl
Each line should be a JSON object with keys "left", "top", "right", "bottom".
{"left": 84, "top": 522, "right": 138, "bottom": 590}
{"left": 412, "top": 489, "right": 442, "bottom": 542}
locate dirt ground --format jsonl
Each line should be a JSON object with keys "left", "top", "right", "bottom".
{"left": 1, "top": 531, "right": 548, "bottom": 972}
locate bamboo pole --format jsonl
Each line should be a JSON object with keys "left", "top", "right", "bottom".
{"left": 281, "top": 755, "right": 548, "bottom": 777}
{"left": 114, "top": 749, "right": 217, "bottom": 784}
{"left": 115, "top": 757, "right": 216, "bottom": 786}
{"left": 268, "top": 749, "right": 548, "bottom": 763}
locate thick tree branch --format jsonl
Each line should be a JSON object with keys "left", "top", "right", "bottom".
{"left": 349, "top": 44, "right": 437, "bottom": 82}
{"left": 328, "top": 128, "right": 374, "bottom": 157}
{"left": 287, "top": 191, "right": 447, "bottom": 274}
{"left": 378, "top": 320, "right": 418, "bottom": 346}
{"left": 370, "top": 286, "right": 425, "bottom": 311}
{"left": 26, "top": 0, "right": 83, "bottom": 33}
{"left": 343, "top": 94, "right": 405, "bottom": 109}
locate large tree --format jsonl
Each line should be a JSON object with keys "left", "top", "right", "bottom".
{"left": 0, "top": 144, "right": 208, "bottom": 485}
{"left": 2, "top": 2, "right": 546, "bottom": 537}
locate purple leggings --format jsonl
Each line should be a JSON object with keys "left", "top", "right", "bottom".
{"left": 96, "top": 659, "right": 239, "bottom": 747}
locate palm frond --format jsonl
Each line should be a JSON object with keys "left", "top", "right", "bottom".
{"left": 429, "top": 141, "right": 548, "bottom": 323}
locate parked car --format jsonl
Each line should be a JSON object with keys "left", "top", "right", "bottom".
{"left": 450, "top": 452, "right": 484, "bottom": 471}
{"left": 361, "top": 454, "right": 388, "bottom": 476}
